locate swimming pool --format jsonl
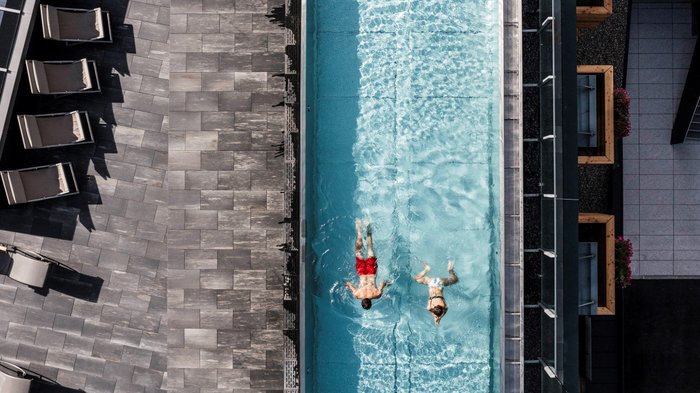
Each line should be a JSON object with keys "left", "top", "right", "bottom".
{"left": 302, "top": 0, "right": 502, "bottom": 392}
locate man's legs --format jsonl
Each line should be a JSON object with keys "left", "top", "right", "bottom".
{"left": 355, "top": 219, "right": 363, "bottom": 257}
{"left": 366, "top": 222, "right": 374, "bottom": 258}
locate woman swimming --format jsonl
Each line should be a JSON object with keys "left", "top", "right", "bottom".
{"left": 414, "top": 261, "right": 458, "bottom": 325}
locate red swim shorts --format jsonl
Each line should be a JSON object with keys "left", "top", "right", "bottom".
{"left": 355, "top": 256, "right": 378, "bottom": 275}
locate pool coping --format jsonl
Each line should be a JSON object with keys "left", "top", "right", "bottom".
{"left": 298, "top": 0, "right": 307, "bottom": 391}
{"left": 502, "top": 0, "right": 524, "bottom": 388}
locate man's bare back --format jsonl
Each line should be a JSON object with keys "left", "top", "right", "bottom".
{"left": 345, "top": 220, "right": 386, "bottom": 309}
{"left": 346, "top": 274, "right": 384, "bottom": 299}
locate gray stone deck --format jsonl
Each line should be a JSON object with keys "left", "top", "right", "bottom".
{"left": 0, "top": 0, "right": 287, "bottom": 392}
{"left": 167, "top": 0, "right": 286, "bottom": 391}
{"left": 0, "top": 0, "right": 169, "bottom": 391}
{"left": 624, "top": 0, "right": 700, "bottom": 277}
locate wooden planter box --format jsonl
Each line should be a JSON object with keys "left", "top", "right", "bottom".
{"left": 579, "top": 213, "right": 615, "bottom": 315}
{"left": 577, "top": 65, "right": 614, "bottom": 165}
{"left": 577, "top": 0, "right": 612, "bottom": 28}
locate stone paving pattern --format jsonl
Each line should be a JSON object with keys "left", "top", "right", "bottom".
{"left": 0, "top": 0, "right": 287, "bottom": 391}
{"left": 624, "top": 1, "right": 700, "bottom": 277}
{"left": 2, "top": 0, "right": 289, "bottom": 392}
{"left": 0, "top": 0, "right": 288, "bottom": 390}
{"left": 0, "top": 0, "right": 170, "bottom": 392}
{"left": 167, "top": 0, "right": 287, "bottom": 392}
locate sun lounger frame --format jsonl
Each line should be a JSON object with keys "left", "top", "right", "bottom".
{"left": 40, "top": 4, "right": 113, "bottom": 44}
{"left": 16, "top": 111, "right": 94, "bottom": 149}
{"left": 0, "top": 162, "right": 79, "bottom": 205}
{"left": 25, "top": 59, "right": 101, "bottom": 95}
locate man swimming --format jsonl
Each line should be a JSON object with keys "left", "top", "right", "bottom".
{"left": 345, "top": 220, "right": 387, "bottom": 310}
{"left": 415, "top": 260, "right": 458, "bottom": 325}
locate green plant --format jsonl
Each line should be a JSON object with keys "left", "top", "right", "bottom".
{"left": 615, "top": 237, "right": 633, "bottom": 288}
{"left": 614, "top": 88, "right": 631, "bottom": 138}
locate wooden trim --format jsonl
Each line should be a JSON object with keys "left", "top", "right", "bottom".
{"left": 576, "top": 0, "right": 613, "bottom": 28}
{"left": 579, "top": 213, "right": 615, "bottom": 315}
{"left": 577, "top": 65, "right": 615, "bottom": 165}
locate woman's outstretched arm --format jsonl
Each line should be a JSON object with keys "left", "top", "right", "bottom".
{"left": 442, "top": 260, "right": 458, "bottom": 286}
{"left": 415, "top": 262, "right": 431, "bottom": 285}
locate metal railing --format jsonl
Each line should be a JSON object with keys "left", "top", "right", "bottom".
{"left": 522, "top": 0, "right": 567, "bottom": 390}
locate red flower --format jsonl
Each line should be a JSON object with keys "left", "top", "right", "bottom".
{"left": 614, "top": 88, "right": 631, "bottom": 138}
{"left": 615, "top": 237, "right": 633, "bottom": 288}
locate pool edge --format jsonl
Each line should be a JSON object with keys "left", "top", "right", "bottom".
{"left": 502, "top": 0, "right": 525, "bottom": 388}
{"left": 299, "top": 0, "right": 308, "bottom": 392}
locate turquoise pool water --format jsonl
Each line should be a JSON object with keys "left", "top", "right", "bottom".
{"left": 304, "top": 0, "right": 502, "bottom": 392}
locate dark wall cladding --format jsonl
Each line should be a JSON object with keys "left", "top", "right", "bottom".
{"left": 624, "top": 280, "right": 700, "bottom": 393}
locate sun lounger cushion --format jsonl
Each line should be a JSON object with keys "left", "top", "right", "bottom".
{"left": 1, "top": 164, "right": 76, "bottom": 205}
{"left": 57, "top": 8, "right": 104, "bottom": 40}
{"left": 56, "top": 164, "right": 69, "bottom": 194}
{"left": 19, "top": 112, "right": 86, "bottom": 148}
{"left": 26, "top": 60, "right": 93, "bottom": 94}
{"left": 18, "top": 166, "right": 68, "bottom": 202}
{"left": 41, "top": 5, "right": 104, "bottom": 41}
{"left": 45, "top": 60, "right": 92, "bottom": 92}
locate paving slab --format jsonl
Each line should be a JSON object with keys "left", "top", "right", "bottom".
{"left": 167, "top": 0, "right": 286, "bottom": 391}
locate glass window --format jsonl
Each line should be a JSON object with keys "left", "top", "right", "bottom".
{"left": 0, "top": 10, "right": 21, "bottom": 69}
{"left": 540, "top": 80, "right": 553, "bottom": 137}
{"left": 540, "top": 307, "right": 556, "bottom": 368}
{"left": 539, "top": 0, "right": 552, "bottom": 24}
{"left": 577, "top": 75, "right": 599, "bottom": 148}
{"left": 541, "top": 371, "right": 564, "bottom": 393}
{"left": 540, "top": 252, "right": 555, "bottom": 309}
{"left": 539, "top": 22, "right": 553, "bottom": 81}
{"left": 541, "top": 196, "right": 555, "bottom": 252}
{"left": 0, "top": 0, "right": 25, "bottom": 10}
{"left": 540, "top": 137, "right": 554, "bottom": 195}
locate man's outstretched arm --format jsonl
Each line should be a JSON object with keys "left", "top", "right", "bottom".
{"left": 345, "top": 282, "right": 357, "bottom": 295}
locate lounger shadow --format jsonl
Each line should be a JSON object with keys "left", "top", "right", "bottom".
{"left": 0, "top": 162, "right": 79, "bottom": 205}
{"left": 17, "top": 111, "right": 94, "bottom": 149}
{"left": 25, "top": 59, "right": 101, "bottom": 95}
{"left": 40, "top": 4, "right": 113, "bottom": 44}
